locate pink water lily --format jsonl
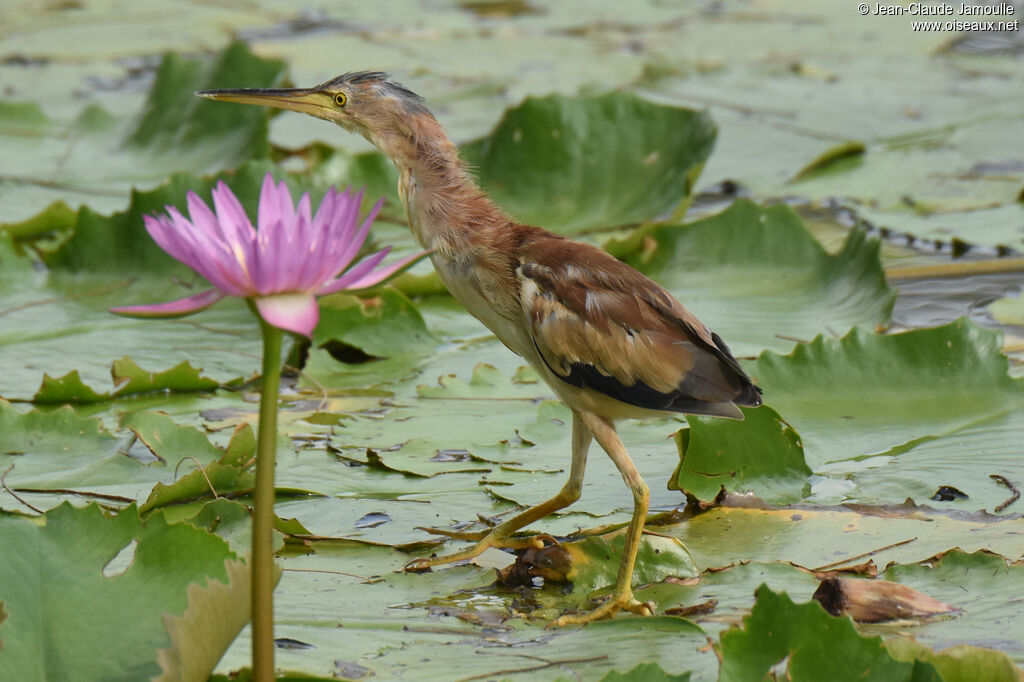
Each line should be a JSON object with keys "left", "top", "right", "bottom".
{"left": 111, "top": 173, "right": 424, "bottom": 336}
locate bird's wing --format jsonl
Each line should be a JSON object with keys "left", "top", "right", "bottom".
{"left": 518, "top": 235, "right": 761, "bottom": 418}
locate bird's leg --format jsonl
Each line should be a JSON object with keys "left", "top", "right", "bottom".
{"left": 550, "top": 413, "right": 654, "bottom": 627}
{"left": 404, "top": 413, "right": 592, "bottom": 571}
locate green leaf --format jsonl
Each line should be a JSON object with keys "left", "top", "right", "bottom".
{"left": 139, "top": 423, "right": 257, "bottom": 514}
{"left": 0, "top": 503, "right": 242, "bottom": 681}
{"left": 885, "top": 638, "right": 1024, "bottom": 682}
{"left": 719, "top": 585, "right": 940, "bottom": 682}
{"left": 30, "top": 358, "right": 221, "bottom": 403}
{"left": 155, "top": 556, "right": 251, "bottom": 682}
{"left": 565, "top": 530, "right": 698, "bottom": 594}
{"left": 120, "top": 410, "right": 223, "bottom": 464}
{"left": 880, "top": 550, "right": 1024, "bottom": 667}
{"left": 110, "top": 357, "right": 220, "bottom": 396}
{"left": 0, "top": 399, "right": 131, "bottom": 512}
{"left": 667, "top": 504, "right": 1024, "bottom": 577}
{"left": 0, "top": 201, "right": 76, "bottom": 242}
{"left": 751, "top": 320, "right": 1024, "bottom": 506}
{"left": 462, "top": 92, "right": 716, "bottom": 233}
{"left": 0, "top": 42, "right": 285, "bottom": 225}
{"left": 0, "top": 398, "right": 116, "bottom": 457}
{"left": 32, "top": 369, "right": 110, "bottom": 404}
{"left": 672, "top": 405, "right": 811, "bottom": 503}
{"left": 125, "top": 41, "right": 281, "bottom": 154}
{"left": 313, "top": 288, "right": 435, "bottom": 357}
{"left": 598, "top": 663, "right": 691, "bottom": 682}
{"left": 0, "top": 402, "right": 252, "bottom": 514}
{"left": 614, "top": 199, "right": 895, "bottom": 355}
{"left": 792, "top": 140, "right": 866, "bottom": 181}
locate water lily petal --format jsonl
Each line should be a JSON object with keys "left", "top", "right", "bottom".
{"left": 325, "top": 192, "right": 378, "bottom": 279}
{"left": 274, "top": 179, "right": 295, "bottom": 228}
{"left": 257, "top": 173, "right": 279, "bottom": 234}
{"left": 110, "top": 289, "right": 225, "bottom": 318}
{"left": 254, "top": 292, "right": 320, "bottom": 337}
{"left": 319, "top": 250, "right": 430, "bottom": 294}
{"left": 143, "top": 214, "right": 195, "bottom": 267}
{"left": 160, "top": 208, "right": 250, "bottom": 296}
{"left": 211, "top": 181, "right": 257, "bottom": 270}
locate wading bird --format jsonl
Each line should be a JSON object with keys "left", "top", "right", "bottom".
{"left": 199, "top": 74, "right": 761, "bottom": 625}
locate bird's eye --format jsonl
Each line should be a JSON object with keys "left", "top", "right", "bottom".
{"left": 333, "top": 92, "right": 348, "bottom": 107}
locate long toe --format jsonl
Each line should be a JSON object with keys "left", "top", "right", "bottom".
{"left": 549, "top": 592, "right": 654, "bottom": 627}
{"left": 418, "top": 526, "right": 492, "bottom": 541}
{"left": 403, "top": 527, "right": 545, "bottom": 572}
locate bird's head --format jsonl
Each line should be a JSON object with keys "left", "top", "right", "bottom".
{"left": 198, "top": 72, "right": 433, "bottom": 151}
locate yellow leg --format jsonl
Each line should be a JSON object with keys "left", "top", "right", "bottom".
{"left": 550, "top": 412, "right": 654, "bottom": 627}
{"left": 404, "top": 412, "right": 592, "bottom": 571}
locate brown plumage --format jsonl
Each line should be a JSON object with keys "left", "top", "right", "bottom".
{"left": 199, "top": 73, "right": 761, "bottom": 625}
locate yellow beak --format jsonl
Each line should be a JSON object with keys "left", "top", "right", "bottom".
{"left": 196, "top": 87, "right": 330, "bottom": 118}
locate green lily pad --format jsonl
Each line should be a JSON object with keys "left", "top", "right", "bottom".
{"left": 0, "top": 402, "right": 255, "bottom": 514}
{"left": 792, "top": 140, "right": 866, "bottom": 181}
{"left": 313, "top": 289, "right": 435, "bottom": 357}
{"left": 565, "top": 529, "right": 698, "bottom": 594}
{"left": 672, "top": 405, "right": 811, "bottom": 503}
{"left": 881, "top": 550, "right": 1024, "bottom": 664}
{"left": 989, "top": 292, "right": 1024, "bottom": 326}
{"left": 751, "top": 320, "right": 1024, "bottom": 506}
{"left": 0, "top": 502, "right": 243, "bottom": 681}
{"left": 32, "top": 358, "right": 221, "bottom": 404}
{"left": 886, "top": 638, "right": 1023, "bottom": 682}
{"left": 594, "top": 663, "right": 692, "bottom": 682}
{"left": 719, "top": 585, "right": 940, "bottom": 681}
{"left": 139, "top": 423, "right": 257, "bottom": 514}
{"left": 0, "top": 42, "right": 285, "bottom": 226}
{"left": 668, "top": 503, "right": 1024, "bottom": 571}
{"left": 613, "top": 199, "right": 895, "bottom": 355}
{"left": 462, "top": 92, "right": 716, "bottom": 233}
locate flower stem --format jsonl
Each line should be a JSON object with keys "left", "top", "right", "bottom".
{"left": 252, "top": 318, "right": 283, "bottom": 682}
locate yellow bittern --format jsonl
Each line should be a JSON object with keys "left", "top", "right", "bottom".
{"left": 199, "top": 73, "right": 761, "bottom": 626}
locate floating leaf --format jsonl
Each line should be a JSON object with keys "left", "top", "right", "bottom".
{"left": 668, "top": 503, "right": 1024, "bottom": 573}
{"left": 0, "top": 42, "right": 285, "bottom": 225}
{"left": 120, "top": 410, "right": 224, "bottom": 464}
{"left": 154, "top": 556, "right": 251, "bottom": 682}
{"left": 672, "top": 405, "right": 811, "bottom": 503}
{"left": 885, "top": 637, "right": 1024, "bottom": 682}
{"left": 751, "top": 320, "right": 1024, "bottom": 506}
{"left": 32, "top": 369, "right": 109, "bottom": 404}
{"left": 110, "top": 357, "right": 220, "bottom": 396}
{"left": 139, "top": 423, "right": 257, "bottom": 514}
{"left": 462, "top": 92, "right": 716, "bottom": 233}
{"left": 313, "top": 289, "right": 435, "bottom": 357}
{"left": 595, "top": 662, "right": 692, "bottom": 681}
{"left": 614, "top": 200, "right": 895, "bottom": 355}
{"left": 31, "top": 358, "right": 221, "bottom": 403}
{"left": 880, "top": 550, "right": 1024, "bottom": 661}
{"left": 792, "top": 140, "right": 866, "bottom": 181}
{"left": 564, "top": 529, "right": 697, "bottom": 594}
{"left": 719, "top": 585, "right": 940, "bottom": 681}
{"left": 0, "top": 503, "right": 242, "bottom": 681}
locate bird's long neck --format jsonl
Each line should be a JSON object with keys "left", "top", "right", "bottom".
{"left": 369, "top": 114, "right": 508, "bottom": 261}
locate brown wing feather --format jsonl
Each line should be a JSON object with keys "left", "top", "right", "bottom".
{"left": 518, "top": 233, "right": 761, "bottom": 417}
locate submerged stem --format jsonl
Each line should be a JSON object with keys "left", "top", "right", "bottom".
{"left": 252, "top": 317, "right": 283, "bottom": 682}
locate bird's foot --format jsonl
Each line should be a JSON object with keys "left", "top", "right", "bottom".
{"left": 548, "top": 590, "right": 655, "bottom": 628}
{"left": 403, "top": 529, "right": 548, "bottom": 572}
